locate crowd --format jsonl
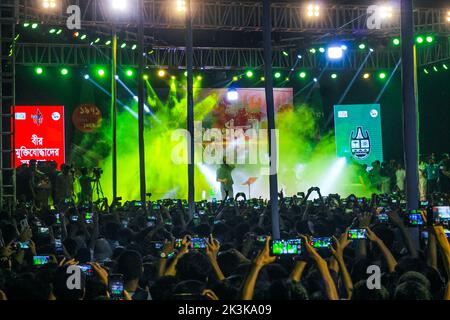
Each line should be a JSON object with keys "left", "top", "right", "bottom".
{"left": 0, "top": 154, "right": 449, "bottom": 300}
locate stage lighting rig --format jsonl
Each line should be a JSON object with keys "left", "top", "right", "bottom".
{"left": 306, "top": 3, "right": 320, "bottom": 18}
{"left": 42, "top": 0, "right": 57, "bottom": 9}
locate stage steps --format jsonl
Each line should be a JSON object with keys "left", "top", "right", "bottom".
{"left": 0, "top": 0, "right": 17, "bottom": 213}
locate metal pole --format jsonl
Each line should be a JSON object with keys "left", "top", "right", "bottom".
{"left": 186, "top": 0, "right": 195, "bottom": 218}
{"left": 400, "top": 0, "right": 420, "bottom": 248}
{"left": 263, "top": 0, "right": 280, "bottom": 239}
{"left": 137, "top": 0, "right": 147, "bottom": 212}
{"left": 112, "top": 27, "right": 118, "bottom": 202}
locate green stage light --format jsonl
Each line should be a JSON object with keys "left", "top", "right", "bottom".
{"left": 331, "top": 73, "right": 337, "bottom": 79}
{"left": 443, "top": 64, "right": 448, "bottom": 70}
{"left": 196, "top": 75, "right": 203, "bottom": 81}
{"left": 120, "top": 43, "right": 127, "bottom": 49}
{"left": 319, "top": 47, "right": 325, "bottom": 53}
{"left": 97, "top": 68, "right": 105, "bottom": 77}
{"left": 56, "top": 29, "right": 63, "bottom": 35}
{"left": 261, "top": 76, "right": 265, "bottom": 81}
{"left": 35, "top": 67, "right": 43, "bottom": 75}
{"left": 184, "top": 71, "right": 188, "bottom": 77}
{"left": 299, "top": 71, "right": 307, "bottom": 79}
{"left": 171, "top": 75, "right": 176, "bottom": 80}
{"left": 105, "top": 40, "right": 111, "bottom": 45}
{"left": 60, "top": 68, "right": 68, "bottom": 76}
{"left": 232, "top": 76, "right": 238, "bottom": 81}
{"left": 282, "top": 51, "right": 289, "bottom": 56}
{"left": 49, "top": 28, "right": 56, "bottom": 34}
{"left": 80, "top": 34, "right": 87, "bottom": 40}
{"left": 125, "top": 69, "right": 134, "bottom": 77}
{"left": 31, "top": 23, "right": 38, "bottom": 29}
{"left": 274, "top": 72, "right": 281, "bottom": 79}
{"left": 246, "top": 70, "right": 254, "bottom": 78}
{"left": 426, "top": 35, "right": 434, "bottom": 43}
{"left": 424, "top": 68, "right": 429, "bottom": 74}
{"left": 416, "top": 36, "right": 424, "bottom": 44}
{"left": 23, "top": 22, "right": 30, "bottom": 27}
{"left": 285, "top": 77, "right": 290, "bottom": 81}
{"left": 94, "top": 38, "right": 101, "bottom": 43}
{"left": 393, "top": 38, "right": 400, "bottom": 46}
{"left": 433, "top": 66, "right": 438, "bottom": 72}
{"left": 378, "top": 72, "right": 387, "bottom": 79}
{"left": 131, "top": 44, "right": 137, "bottom": 50}
{"left": 358, "top": 43, "right": 366, "bottom": 50}
{"left": 143, "top": 74, "right": 149, "bottom": 80}
{"left": 309, "top": 48, "right": 316, "bottom": 54}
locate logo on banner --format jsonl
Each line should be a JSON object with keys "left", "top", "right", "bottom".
{"left": 31, "top": 109, "right": 43, "bottom": 126}
{"left": 52, "top": 112, "right": 61, "bottom": 121}
{"left": 15, "top": 112, "right": 26, "bottom": 120}
{"left": 350, "top": 126, "right": 371, "bottom": 160}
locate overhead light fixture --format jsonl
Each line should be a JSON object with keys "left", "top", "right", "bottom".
{"left": 111, "top": 0, "right": 128, "bottom": 10}
{"left": 227, "top": 89, "right": 239, "bottom": 101}
{"left": 42, "top": 0, "right": 57, "bottom": 9}
{"left": 331, "top": 73, "right": 337, "bottom": 79}
{"left": 380, "top": 6, "right": 393, "bottom": 19}
{"left": 177, "top": 0, "right": 186, "bottom": 13}
{"left": 299, "top": 71, "right": 307, "bottom": 79}
{"left": 363, "top": 73, "right": 371, "bottom": 79}
{"left": 157, "top": 69, "right": 166, "bottom": 78}
{"left": 327, "top": 46, "right": 343, "bottom": 60}
{"left": 306, "top": 3, "right": 320, "bottom": 17}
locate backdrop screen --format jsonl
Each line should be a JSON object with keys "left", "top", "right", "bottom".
{"left": 334, "top": 104, "right": 383, "bottom": 166}
{"left": 14, "top": 105, "right": 65, "bottom": 167}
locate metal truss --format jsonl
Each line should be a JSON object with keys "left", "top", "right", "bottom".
{"left": 17, "top": 0, "right": 450, "bottom": 36}
{"left": 15, "top": 41, "right": 450, "bottom": 70}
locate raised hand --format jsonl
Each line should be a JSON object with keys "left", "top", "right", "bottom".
{"left": 357, "top": 212, "right": 372, "bottom": 228}
{"left": 205, "top": 234, "right": 220, "bottom": 260}
{"left": 89, "top": 262, "right": 109, "bottom": 286}
{"left": 253, "top": 236, "right": 276, "bottom": 268}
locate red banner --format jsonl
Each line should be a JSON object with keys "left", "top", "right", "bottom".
{"left": 13, "top": 106, "right": 65, "bottom": 167}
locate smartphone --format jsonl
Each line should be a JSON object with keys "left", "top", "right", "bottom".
{"left": 191, "top": 237, "right": 207, "bottom": 250}
{"left": 269, "top": 239, "right": 303, "bottom": 256}
{"left": 109, "top": 274, "right": 125, "bottom": 300}
{"left": 433, "top": 206, "right": 450, "bottom": 224}
{"left": 309, "top": 237, "right": 332, "bottom": 249}
{"left": 55, "top": 238, "right": 64, "bottom": 255}
{"left": 33, "top": 255, "right": 51, "bottom": 266}
{"left": 347, "top": 228, "right": 367, "bottom": 240}
{"left": 38, "top": 227, "right": 50, "bottom": 236}
{"left": 405, "top": 210, "right": 425, "bottom": 226}
{"left": 16, "top": 241, "right": 30, "bottom": 249}
{"left": 151, "top": 241, "right": 164, "bottom": 250}
{"left": 79, "top": 264, "right": 94, "bottom": 277}
{"left": 55, "top": 213, "right": 62, "bottom": 225}
{"left": 85, "top": 212, "right": 93, "bottom": 224}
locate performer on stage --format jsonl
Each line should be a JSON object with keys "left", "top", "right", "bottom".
{"left": 216, "top": 158, "right": 235, "bottom": 200}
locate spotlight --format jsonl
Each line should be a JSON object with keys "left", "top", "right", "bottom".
{"left": 306, "top": 3, "right": 320, "bottom": 17}
{"left": 56, "top": 29, "right": 63, "bottom": 35}
{"left": 433, "top": 66, "right": 438, "bottom": 72}
{"left": 232, "top": 76, "right": 239, "bottom": 82}
{"left": 31, "top": 23, "right": 38, "bottom": 29}
{"left": 299, "top": 71, "right": 307, "bottom": 79}
{"left": 313, "top": 78, "right": 318, "bottom": 82}
{"left": 131, "top": 44, "right": 137, "bottom": 50}
{"left": 184, "top": 71, "right": 188, "bottom": 77}
{"left": 426, "top": 35, "right": 434, "bottom": 43}
{"left": 94, "top": 38, "right": 101, "bottom": 44}
{"left": 443, "top": 64, "right": 448, "bottom": 70}
{"left": 319, "top": 47, "right": 325, "bottom": 53}
{"left": 274, "top": 72, "right": 281, "bottom": 79}
{"left": 358, "top": 43, "right": 366, "bottom": 50}
{"left": 42, "top": 0, "right": 57, "bottom": 9}
{"left": 125, "top": 69, "right": 134, "bottom": 77}
{"left": 260, "top": 76, "right": 265, "bottom": 81}
{"left": 227, "top": 89, "right": 239, "bottom": 101}
{"left": 171, "top": 75, "right": 176, "bottom": 80}
{"left": 416, "top": 36, "right": 424, "bottom": 44}
{"left": 363, "top": 73, "right": 371, "bottom": 79}
{"left": 177, "top": 0, "right": 186, "bottom": 13}
{"left": 423, "top": 68, "right": 429, "bottom": 74}
{"left": 297, "top": 54, "right": 302, "bottom": 59}
{"left": 340, "top": 45, "right": 348, "bottom": 51}
{"left": 157, "top": 69, "right": 166, "bottom": 78}
{"left": 309, "top": 48, "right": 316, "bottom": 54}
{"left": 120, "top": 43, "right": 127, "bottom": 49}
{"left": 23, "top": 22, "right": 30, "bottom": 27}
{"left": 73, "top": 31, "right": 79, "bottom": 37}
{"left": 111, "top": 0, "right": 127, "bottom": 10}
{"left": 49, "top": 28, "right": 56, "bottom": 34}
{"left": 327, "top": 46, "right": 343, "bottom": 60}
{"left": 143, "top": 74, "right": 149, "bottom": 80}
{"left": 246, "top": 70, "right": 254, "bottom": 78}
{"left": 392, "top": 38, "right": 400, "bottom": 46}
{"left": 105, "top": 40, "right": 112, "bottom": 45}
{"left": 80, "top": 34, "right": 87, "bottom": 40}
{"left": 369, "top": 48, "right": 374, "bottom": 53}
{"left": 97, "top": 68, "right": 106, "bottom": 77}
{"left": 378, "top": 72, "right": 387, "bottom": 80}
{"left": 196, "top": 75, "right": 203, "bottom": 81}
{"left": 282, "top": 51, "right": 289, "bottom": 57}
{"left": 84, "top": 74, "right": 90, "bottom": 80}
{"left": 447, "top": 10, "right": 450, "bottom": 23}
{"left": 331, "top": 73, "right": 337, "bottom": 79}
{"left": 380, "top": 6, "right": 393, "bottom": 19}
{"left": 35, "top": 67, "right": 43, "bottom": 75}
{"left": 60, "top": 68, "right": 69, "bottom": 76}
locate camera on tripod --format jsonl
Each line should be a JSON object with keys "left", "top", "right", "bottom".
{"left": 93, "top": 167, "right": 103, "bottom": 178}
